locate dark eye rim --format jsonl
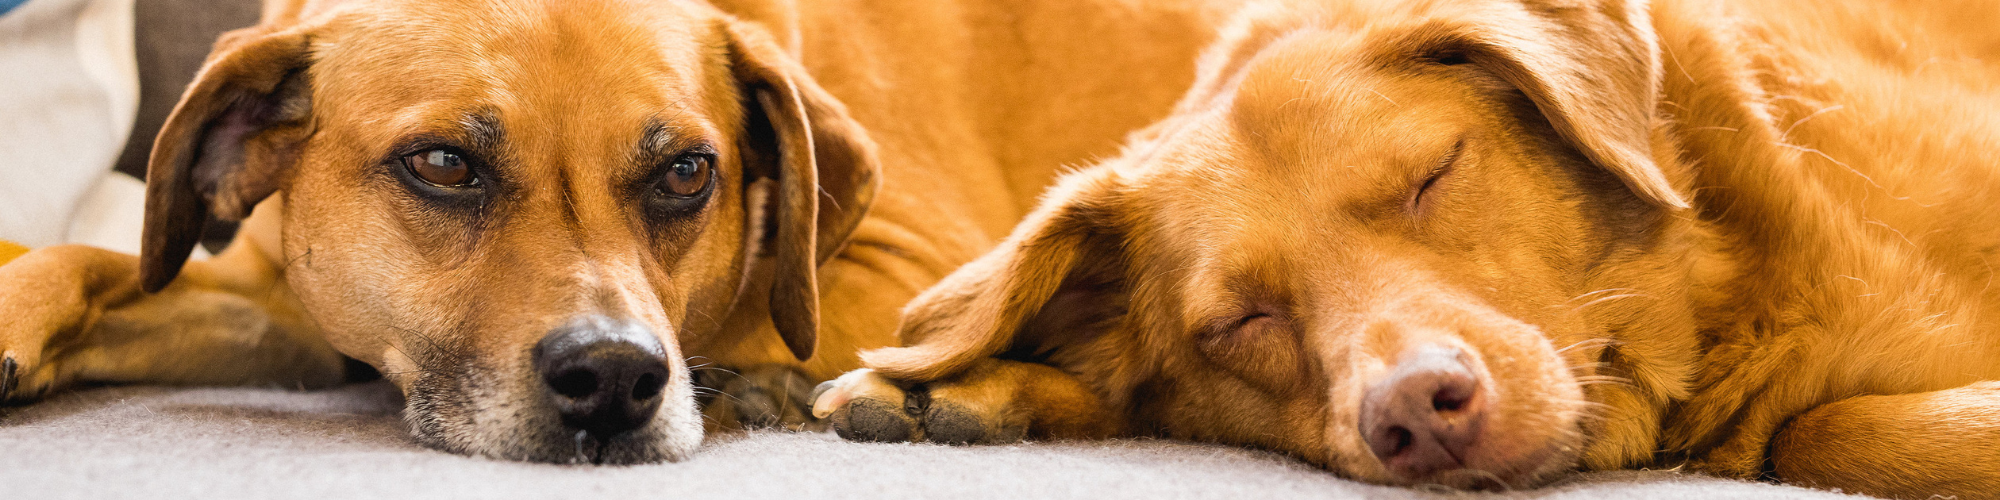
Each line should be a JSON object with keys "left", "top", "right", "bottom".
{"left": 644, "top": 147, "right": 721, "bottom": 217}
{"left": 383, "top": 141, "right": 492, "bottom": 206}
{"left": 655, "top": 152, "right": 717, "bottom": 199}
{"left": 399, "top": 147, "right": 482, "bottom": 189}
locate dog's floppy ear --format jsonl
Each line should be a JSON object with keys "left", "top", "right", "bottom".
{"left": 862, "top": 168, "right": 1127, "bottom": 382}
{"left": 1410, "top": 0, "right": 1687, "bottom": 209}
{"left": 726, "top": 22, "right": 882, "bottom": 361}
{"left": 142, "top": 26, "right": 316, "bottom": 292}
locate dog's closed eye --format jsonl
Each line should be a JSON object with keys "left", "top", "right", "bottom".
{"left": 1408, "top": 139, "right": 1464, "bottom": 216}
{"left": 1195, "top": 305, "right": 1308, "bottom": 393}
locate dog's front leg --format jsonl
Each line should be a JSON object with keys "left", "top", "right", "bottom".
{"left": 811, "top": 358, "right": 1118, "bottom": 444}
{"left": 0, "top": 224, "right": 345, "bottom": 403}
{"left": 1768, "top": 381, "right": 2000, "bottom": 500}
{"left": 695, "top": 364, "right": 822, "bottom": 431}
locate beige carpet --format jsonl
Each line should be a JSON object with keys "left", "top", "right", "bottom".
{"left": 0, "top": 381, "right": 1869, "bottom": 499}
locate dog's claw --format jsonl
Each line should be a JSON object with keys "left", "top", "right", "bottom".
{"left": 1, "top": 356, "right": 17, "bottom": 403}
{"left": 810, "top": 379, "right": 845, "bottom": 419}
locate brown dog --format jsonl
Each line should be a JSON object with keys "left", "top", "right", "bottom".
{"left": 0, "top": 0, "right": 1244, "bottom": 463}
{"left": 814, "top": 0, "right": 2000, "bottom": 498}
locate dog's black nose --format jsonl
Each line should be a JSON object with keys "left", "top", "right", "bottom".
{"left": 1359, "top": 344, "right": 1487, "bottom": 479}
{"left": 533, "top": 319, "right": 671, "bottom": 439}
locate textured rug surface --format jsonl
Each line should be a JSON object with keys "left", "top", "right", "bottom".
{"left": 0, "top": 382, "right": 1871, "bottom": 500}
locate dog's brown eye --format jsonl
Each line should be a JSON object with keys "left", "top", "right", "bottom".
{"left": 403, "top": 149, "right": 476, "bottom": 187}
{"left": 658, "top": 154, "right": 713, "bottom": 197}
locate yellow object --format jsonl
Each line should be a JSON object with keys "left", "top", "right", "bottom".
{"left": 0, "top": 239, "right": 27, "bottom": 266}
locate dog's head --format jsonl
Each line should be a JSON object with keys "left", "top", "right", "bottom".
{"left": 137, "top": 0, "right": 876, "bottom": 463}
{"left": 864, "top": 0, "right": 1694, "bottom": 488}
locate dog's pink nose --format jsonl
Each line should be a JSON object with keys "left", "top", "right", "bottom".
{"left": 1359, "top": 344, "right": 1487, "bottom": 479}
{"left": 533, "top": 317, "right": 672, "bottom": 440}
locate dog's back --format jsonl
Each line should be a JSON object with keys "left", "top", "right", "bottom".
{"left": 1652, "top": 0, "right": 2000, "bottom": 489}
{"left": 1729, "top": 0, "right": 2000, "bottom": 246}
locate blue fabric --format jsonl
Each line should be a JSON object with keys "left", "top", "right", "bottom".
{"left": 0, "top": 0, "right": 24, "bottom": 17}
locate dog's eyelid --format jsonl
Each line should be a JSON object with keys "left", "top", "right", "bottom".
{"left": 1430, "top": 46, "right": 1474, "bottom": 66}
{"left": 385, "top": 135, "right": 494, "bottom": 166}
{"left": 1194, "top": 297, "right": 1291, "bottom": 341}
{"left": 1408, "top": 138, "right": 1465, "bottom": 215}
{"left": 1433, "top": 138, "right": 1465, "bottom": 175}
{"left": 682, "top": 144, "right": 719, "bottom": 157}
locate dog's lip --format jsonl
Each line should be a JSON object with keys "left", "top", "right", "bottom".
{"left": 562, "top": 429, "right": 688, "bottom": 465}
{"left": 411, "top": 414, "right": 700, "bottom": 465}
{"left": 400, "top": 371, "right": 703, "bottom": 465}
{"left": 1368, "top": 439, "right": 1574, "bottom": 490}
{"left": 1459, "top": 410, "right": 1585, "bottom": 489}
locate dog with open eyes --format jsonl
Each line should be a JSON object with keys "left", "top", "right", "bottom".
{"left": 0, "top": 0, "right": 1246, "bottom": 464}
{"left": 812, "top": 0, "right": 2000, "bottom": 498}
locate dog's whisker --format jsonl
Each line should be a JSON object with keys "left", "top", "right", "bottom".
{"left": 385, "top": 324, "right": 451, "bottom": 354}
{"left": 689, "top": 308, "right": 725, "bottom": 333}
{"left": 1459, "top": 468, "right": 1517, "bottom": 492}
{"left": 1555, "top": 338, "right": 1617, "bottom": 355}
{"left": 362, "top": 326, "right": 448, "bottom": 377}
{"left": 1574, "top": 293, "right": 1651, "bottom": 311}
{"left": 1570, "top": 372, "right": 1629, "bottom": 389}
{"left": 1565, "top": 288, "right": 1641, "bottom": 304}
{"left": 690, "top": 380, "right": 754, "bottom": 409}
{"left": 1564, "top": 362, "right": 1612, "bottom": 375}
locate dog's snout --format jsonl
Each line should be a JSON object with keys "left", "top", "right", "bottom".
{"left": 533, "top": 320, "right": 671, "bottom": 439}
{"left": 1360, "top": 344, "right": 1487, "bottom": 479}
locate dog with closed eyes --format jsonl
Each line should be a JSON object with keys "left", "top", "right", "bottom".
{"left": 0, "top": 0, "right": 1247, "bottom": 463}
{"left": 813, "top": 0, "right": 2000, "bottom": 498}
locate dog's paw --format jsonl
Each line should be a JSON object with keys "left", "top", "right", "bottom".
{"left": 0, "top": 303, "right": 62, "bottom": 405}
{"left": 1684, "top": 442, "right": 1770, "bottom": 479}
{"left": 0, "top": 249, "right": 90, "bottom": 405}
{"left": 0, "top": 349, "right": 56, "bottom": 405}
{"left": 694, "top": 364, "right": 822, "bottom": 431}
{"left": 811, "top": 367, "right": 1028, "bottom": 445}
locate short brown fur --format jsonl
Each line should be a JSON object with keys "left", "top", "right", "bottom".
{"left": 0, "top": 0, "right": 1246, "bottom": 463}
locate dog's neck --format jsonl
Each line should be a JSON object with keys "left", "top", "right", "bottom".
{"left": 1569, "top": 0, "right": 1857, "bottom": 469}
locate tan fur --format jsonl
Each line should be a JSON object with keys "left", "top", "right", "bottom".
{"left": 0, "top": 0, "right": 1244, "bottom": 463}
{"left": 822, "top": 0, "right": 2000, "bottom": 497}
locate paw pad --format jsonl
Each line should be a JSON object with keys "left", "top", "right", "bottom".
{"left": 836, "top": 397, "right": 919, "bottom": 442}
